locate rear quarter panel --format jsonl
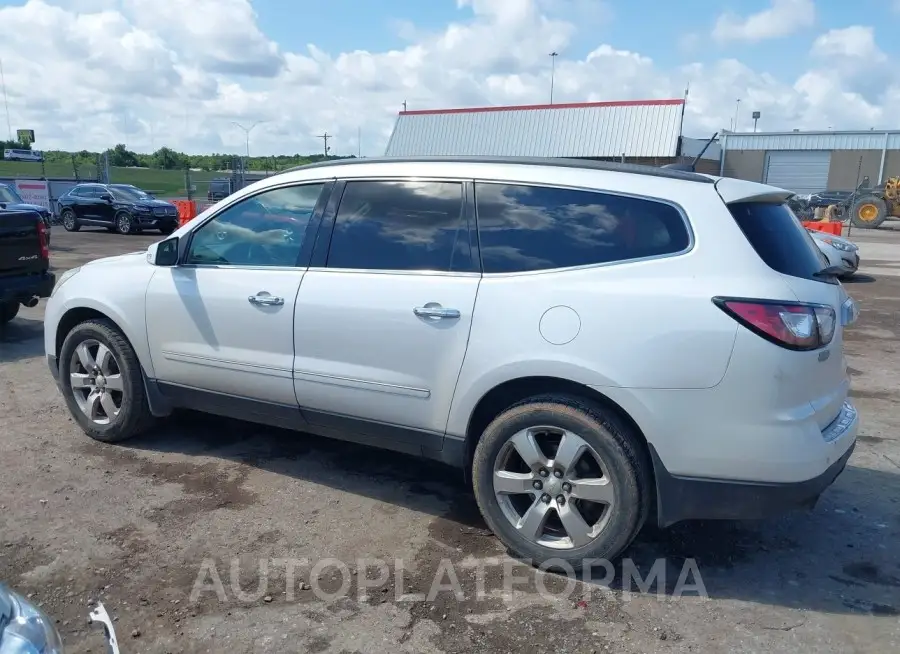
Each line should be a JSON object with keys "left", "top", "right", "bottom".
{"left": 446, "top": 173, "right": 797, "bottom": 437}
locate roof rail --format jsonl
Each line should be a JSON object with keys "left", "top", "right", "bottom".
{"left": 281, "top": 155, "right": 715, "bottom": 183}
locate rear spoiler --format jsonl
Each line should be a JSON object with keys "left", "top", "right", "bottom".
{"left": 713, "top": 177, "right": 793, "bottom": 205}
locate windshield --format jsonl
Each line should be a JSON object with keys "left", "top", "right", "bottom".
{"left": 110, "top": 186, "right": 151, "bottom": 201}
{"left": 0, "top": 185, "right": 24, "bottom": 204}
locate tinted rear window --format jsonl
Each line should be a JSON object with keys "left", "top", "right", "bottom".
{"left": 728, "top": 202, "right": 828, "bottom": 281}
{"left": 475, "top": 183, "right": 691, "bottom": 273}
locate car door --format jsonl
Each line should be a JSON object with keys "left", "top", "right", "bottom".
{"left": 292, "top": 178, "right": 481, "bottom": 447}
{"left": 79, "top": 187, "right": 107, "bottom": 222}
{"left": 67, "top": 187, "right": 90, "bottom": 219}
{"left": 144, "top": 180, "right": 331, "bottom": 407}
{"left": 93, "top": 187, "right": 117, "bottom": 224}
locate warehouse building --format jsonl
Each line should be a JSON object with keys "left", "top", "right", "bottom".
{"left": 721, "top": 129, "right": 900, "bottom": 194}
{"left": 384, "top": 99, "right": 721, "bottom": 173}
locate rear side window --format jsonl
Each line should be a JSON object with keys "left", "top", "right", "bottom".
{"left": 728, "top": 202, "right": 826, "bottom": 281}
{"left": 474, "top": 183, "right": 690, "bottom": 274}
{"left": 326, "top": 180, "right": 474, "bottom": 272}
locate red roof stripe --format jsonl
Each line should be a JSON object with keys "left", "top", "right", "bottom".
{"left": 399, "top": 98, "right": 684, "bottom": 116}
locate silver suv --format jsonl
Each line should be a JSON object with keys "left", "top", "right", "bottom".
{"left": 45, "top": 157, "right": 859, "bottom": 566}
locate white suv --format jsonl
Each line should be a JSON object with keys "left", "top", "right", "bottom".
{"left": 45, "top": 157, "right": 859, "bottom": 565}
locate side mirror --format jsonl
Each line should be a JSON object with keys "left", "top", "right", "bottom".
{"left": 100, "top": 193, "right": 113, "bottom": 202}
{"left": 149, "top": 237, "right": 179, "bottom": 266}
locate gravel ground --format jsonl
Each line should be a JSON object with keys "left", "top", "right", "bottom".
{"left": 1, "top": 226, "right": 898, "bottom": 653}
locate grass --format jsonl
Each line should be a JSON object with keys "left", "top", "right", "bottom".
{"left": 0, "top": 160, "right": 232, "bottom": 198}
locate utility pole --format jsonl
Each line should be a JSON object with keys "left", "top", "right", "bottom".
{"left": 231, "top": 120, "right": 262, "bottom": 159}
{"left": 0, "top": 58, "right": 11, "bottom": 141}
{"left": 318, "top": 133, "right": 331, "bottom": 158}
{"left": 549, "top": 52, "right": 558, "bottom": 104}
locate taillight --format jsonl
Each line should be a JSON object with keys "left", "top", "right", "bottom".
{"left": 37, "top": 219, "right": 49, "bottom": 261}
{"left": 713, "top": 297, "right": 836, "bottom": 350}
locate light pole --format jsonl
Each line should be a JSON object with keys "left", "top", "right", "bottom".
{"left": 549, "top": 52, "right": 558, "bottom": 104}
{"left": 231, "top": 120, "right": 263, "bottom": 159}
{"left": 732, "top": 98, "right": 741, "bottom": 132}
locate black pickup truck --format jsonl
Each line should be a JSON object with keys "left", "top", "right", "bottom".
{"left": 0, "top": 210, "right": 55, "bottom": 325}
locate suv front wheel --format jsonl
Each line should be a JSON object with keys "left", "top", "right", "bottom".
{"left": 472, "top": 394, "right": 651, "bottom": 568}
{"left": 58, "top": 319, "right": 154, "bottom": 442}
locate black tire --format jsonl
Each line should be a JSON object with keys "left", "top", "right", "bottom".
{"left": 0, "top": 300, "right": 19, "bottom": 325}
{"left": 61, "top": 209, "right": 80, "bottom": 232}
{"left": 115, "top": 212, "right": 135, "bottom": 235}
{"left": 472, "top": 394, "right": 651, "bottom": 569}
{"left": 850, "top": 195, "right": 888, "bottom": 229}
{"left": 58, "top": 319, "right": 154, "bottom": 443}
{"left": 159, "top": 224, "right": 176, "bottom": 236}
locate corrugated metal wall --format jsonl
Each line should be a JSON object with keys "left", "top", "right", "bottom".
{"left": 725, "top": 131, "right": 899, "bottom": 151}
{"left": 385, "top": 102, "right": 684, "bottom": 158}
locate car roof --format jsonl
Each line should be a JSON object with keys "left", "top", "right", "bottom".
{"left": 282, "top": 155, "right": 715, "bottom": 184}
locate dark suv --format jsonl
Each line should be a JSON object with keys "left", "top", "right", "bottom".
{"left": 57, "top": 184, "right": 179, "bottom": 235}
{"left": 207, "top": 178, "right": 233, "bottom": 202}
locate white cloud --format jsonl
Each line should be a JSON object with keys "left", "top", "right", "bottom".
{"left": 811, "top": 25, "right": 886, "bottom": 62}
{"left": 0, "top": 0, "right": 895, "bottom": 157}
{"left": 713, "top": 0, "right": 815, "bottom": 44}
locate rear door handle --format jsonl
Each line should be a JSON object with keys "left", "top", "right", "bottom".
{"left": 248, "top": 292, "right": 284, "bottom": 306}
{"left": 414, "top": 306, "right": 460, "bottom": 319}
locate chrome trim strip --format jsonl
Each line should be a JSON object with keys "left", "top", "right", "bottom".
{"left": 293, "top": 369, "right": 431, "bottom": 399}
{"left": 161, "top": 351, "right": 294, "bottom": 376}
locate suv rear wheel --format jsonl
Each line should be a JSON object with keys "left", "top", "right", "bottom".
{"left": 61, "top": 208, "right": 79, "bottom": 232}
{"left": 472, "top": 394, "right": 650, "bottom": 568}
{"left": 58, "top": 319, "right": 154, "bottom": 442}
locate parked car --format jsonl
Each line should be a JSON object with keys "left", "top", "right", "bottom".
{"left": 0, "top": 210, "right": 54, "bottom": 324}
{"left": 44, "top": 156, "right": 860, "bottom": 567}
{"left": 3, "top": 148, "right": 43, "bottom": 162}
{"left": 0, "top": 182, "right": 52, "bottom": 244}
{"left": 207, "top": 177, "right": 233, "bottom": 202}
{"left": 0, "top": 582, "right": 64, "bottom": 652}
{"left": 807, "top": 228, "right": 860, "bottom": 279}
{"left": 57, "top": 183, "right": 179, "bottom": 235}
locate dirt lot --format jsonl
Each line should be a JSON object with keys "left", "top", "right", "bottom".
{"left": 1, "top": 226, "right": 898, "bottom": 653}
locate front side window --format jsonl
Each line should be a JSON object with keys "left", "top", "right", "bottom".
{"left": 326, "top": 180, "right": 472, "bottom": 272}
{"left": 186, "top": 183, "right": 325, "bottom": 267}
{"left": 475, "top": 183, "right": 691, "bottom": 274}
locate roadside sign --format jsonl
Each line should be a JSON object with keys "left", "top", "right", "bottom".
{"left": 16, "top": 129, "right": 35, "bottom": 146}
{"left": 14, "top": 179, "right": 50, "bottom": 211}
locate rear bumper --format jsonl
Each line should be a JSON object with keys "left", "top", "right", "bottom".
{"left": 0, "top": 271, "right": 55, "bottom": 302}
{"left": 652, "top": 440, "right": 856, "bottom": 527}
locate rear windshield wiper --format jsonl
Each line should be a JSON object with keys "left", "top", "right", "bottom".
{"left": 813, "top": 265, "right": 845, "bottom": 279}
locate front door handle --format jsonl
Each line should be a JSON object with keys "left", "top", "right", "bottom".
{"left": 248, "top": 292, "right": 284, "bottom": 306}
{"left": 414, "top": 306, "right": 460, "bottom": 320}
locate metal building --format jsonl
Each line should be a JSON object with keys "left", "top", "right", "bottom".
{"left": 384, "top": 99, "right": 717, "bottom": 170}
{"left": 720, "top": 129, "right": 900, "bottom": 194}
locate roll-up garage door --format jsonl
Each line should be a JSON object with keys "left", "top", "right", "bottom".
{"left": 764, "top": 150, "right": 831, "bottom": 194}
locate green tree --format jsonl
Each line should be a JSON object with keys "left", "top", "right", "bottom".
{"left": 108, "top": 143, "right": 140, "bottom": 167}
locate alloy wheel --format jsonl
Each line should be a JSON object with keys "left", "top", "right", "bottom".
{"left": 493, "top": 426, "right": 615, "bottom": 549}
{"left": 63, "top": 212, "right": 75, "bottom": 230}
{"left": 68, "top": 339, "right": 124, "bottom": 425}
{"left": 117, "top": 215, "right": 131, "bottom": 234}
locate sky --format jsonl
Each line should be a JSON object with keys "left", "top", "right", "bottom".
{"left": 0, "top": 0, "right": 897, "bottom": 157}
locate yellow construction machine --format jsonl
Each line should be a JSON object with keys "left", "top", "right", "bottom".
{"left": 847, "top": 176, "right": 900, "bottom": 229}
